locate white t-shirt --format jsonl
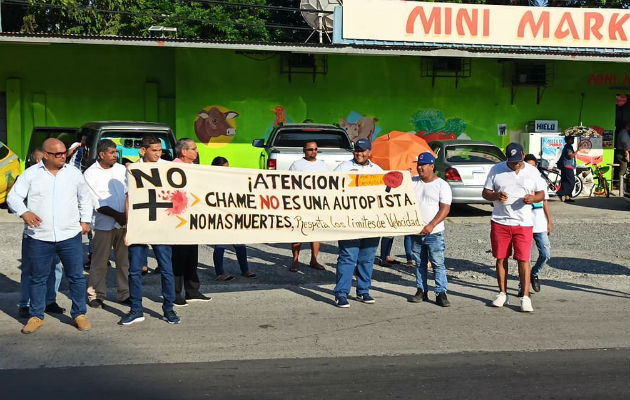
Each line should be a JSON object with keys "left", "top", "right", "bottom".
{"left": 484, "top": 161, "right": 546, "bottom": 227}
{"left": 334, "top": 159, "right": 383, "bottom": 172}
{"left": 289, "top": 158, "right": 329, "bottom": 172}
{"left": 412, "top": 176, "right": 452, "bottom": 233}
{"left": 532, "top": 176, "right": 550, "bottom": 233}
{"left": 84, "top": 162, "right": 128, "bottom": 231}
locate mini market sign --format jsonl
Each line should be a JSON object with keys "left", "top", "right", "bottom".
{"left": 341, "top": 0, "right": 630, "bottom": 49}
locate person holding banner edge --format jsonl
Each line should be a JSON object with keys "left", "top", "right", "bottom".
{"left": 332, "top": 138, "right": 382, "bottom": 308}
{"left": 288, "top": 141, "right": 329, "bottom": 273}
{"left": 121, "top": 135, "right": 180, "bottom": 325}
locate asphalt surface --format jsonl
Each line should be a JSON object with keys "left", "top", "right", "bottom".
{"left": 0, "top": 196, "right": 628, "bottom": 398}
{"left": 1, "top": 349, "right": 628, "bottom": 400}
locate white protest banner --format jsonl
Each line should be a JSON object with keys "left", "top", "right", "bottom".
{"left": 126, "top": 163, "right": 423, "bottom": 245}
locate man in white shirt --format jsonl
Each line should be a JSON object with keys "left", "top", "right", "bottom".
{"left": 121, "top": 135, "right": 180, "bottom": 325}
{"left": 332, "top": 138, "right": 382, "bottom": 308}
{"left": 288, "top": 141, "right": 329, "bottom": 272}
{"left": 482, "top": 143, "right": 545, "bottom": 312}
{"left": 407, "top": 152, "right": 452, "bottom": 307}
{"left": 84, "top": 139, "right": 129, "bottom": 309}
{"left": 7, "top": 138, "right": 93, "bottom": 333}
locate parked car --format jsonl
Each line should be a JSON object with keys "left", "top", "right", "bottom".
{"left": 428, "top": 140, "right": 506, "bottom": 204}
{"left": 252, "top": 123, "right": 353, "bottom": 170}
{"left": 0, "top": 141, "right": 20, "bottom": 205}
{"left": 26, "top": 122, "right": 177, "bottom": 171}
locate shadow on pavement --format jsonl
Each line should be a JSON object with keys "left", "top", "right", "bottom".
{"left": 565, "top": 197, "right": 630, "bottom": 211}
{"left": 550, "top": 257, "right": 629, "bottom": 276}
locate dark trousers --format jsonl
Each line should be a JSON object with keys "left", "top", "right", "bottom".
{"left": 557, "top": 167, "right": 575, "bottom": 198}
{"left": 172, "top": 244, "right": 201, "bottom": 299}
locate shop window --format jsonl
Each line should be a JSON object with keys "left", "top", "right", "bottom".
{"left": 420, "top": 57, "right": 471, "bottom": 88}
{"left": 280, "top": 53, "right": 328, "bottom": 83}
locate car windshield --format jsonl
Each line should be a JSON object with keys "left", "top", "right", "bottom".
{"left": 445, "top": 145, "right": 505, "bottom": 163}
{"left": 272, "top": 129, "right": 352, "bottom": 149}
{"left": 100, "top": 131, "right": 175, "bottom": 163}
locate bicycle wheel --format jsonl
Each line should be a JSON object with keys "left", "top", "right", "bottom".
{"left": 572, "top": 175, "right": 583, "bottom": 198}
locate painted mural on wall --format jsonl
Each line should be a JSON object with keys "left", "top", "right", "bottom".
{"left": 576, "top": 126, "right": 604, "bottom": 165}
{"left": 410, "top": 110, "right": 470, "bottom": 142}
{"left": 194, "top": 105, "right": 239, "bottom": 146}
{"left": 340, "top": 111, "right": 380, "bottom": 143}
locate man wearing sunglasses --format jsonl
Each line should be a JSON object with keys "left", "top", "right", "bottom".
{"left": 331, "top": 138, "right": 382, "bottom": 308}
{"left": 8, "top": 138, "right": 93, "bottom": 333}
{"left": 288, "top": 141, "right": 329, "bottom": 272}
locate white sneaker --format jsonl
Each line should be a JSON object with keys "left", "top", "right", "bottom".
{"left": 491, "top": 292, "right": 508, "bottom": 307}
{"left": 520, "top": 296, "right": 534, "bottom": 312}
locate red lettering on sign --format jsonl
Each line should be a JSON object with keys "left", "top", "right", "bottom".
{"left": 406, "top": 6, "right": 441, "bottom": 35}
{"left": 554, "top": 12, "right": 579, "bottom": 39}
{"left": 483, "top": 9, "right": 490, "bottom": 37}
{"left": 623, "top": 75, "right": 630, "bottom": 86}
{"left": 609, "top": 13, "right": 630, "bottom": 41}
{"left": 517, "top": 11, "right": 550, "bottom": 39}
{"left": 456, "top": 9, "right": 478, "bottom": 36}
{"left": 584, "top": 12, "right": 604, "bottom": 40}
{"left": 445, "top": 8, "right": 452, "bottom": 35}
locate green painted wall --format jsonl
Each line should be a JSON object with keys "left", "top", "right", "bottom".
{"left": 0, "top": 43, "right": 175, "bottom": 159}
{"left": 1, "top": 41, "right": 628, "bottom": 174}
{"left": 175, "top": 48, "right": 628, "bottom": 168}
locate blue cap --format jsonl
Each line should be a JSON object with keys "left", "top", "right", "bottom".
{"left": 417, "top": 152, "right": 435, "bottom": 165}
{"left": 505, "top": 142, "right": 524, "bottom": 162}
{"left": 354, "top": 138, "right": 371, "bottom": 151}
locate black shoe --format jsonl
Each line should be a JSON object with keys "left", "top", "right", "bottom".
{"left": 18, "top": 306, "right": 30, "bottom": 318}
{"left": 119, "top": 297, "right": 132, "bottom": 306}
{"left": 45, "top": 302, "right": 66, "bottom": 314}
{"left": 185, "top": 294, "right": 212, "bottom": 302}
{"left": 408, "top": 289, "right": 428, "bottom": 303}
{"left": 174, "top": 297, "right": 188, "bottom": 307}
{"left": 436, "top": 292, "right": 451, "bottom": 307}
{"left": 88, "top": 298, "right": 104, "bottom": 308}
{"left": 531, "top": 275, "right": 541, "bottom": 292}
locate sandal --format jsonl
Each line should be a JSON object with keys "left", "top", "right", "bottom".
{"left": 309, "top": 262, "right": 326, "bottom": 270}
{"left": 215, "top": 274, "right": 234, "bottom": 281}
{"left": 242, "top": 271, "right": 257, "bottom": 278}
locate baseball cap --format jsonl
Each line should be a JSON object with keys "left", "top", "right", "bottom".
{"left": 354, "top": 138, "right": 371, "bottom": 151}
{"left": 505, "top": 142, "right": 524, "bottom": 162}
{"left": 417, "top": 152, "right": 435, "bottom": 165}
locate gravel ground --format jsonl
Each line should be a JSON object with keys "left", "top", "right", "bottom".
{"left": 0, "top": 196, "right": 628, "bottom": 295}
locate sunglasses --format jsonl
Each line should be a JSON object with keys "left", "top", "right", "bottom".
{"left": 304, "top": 147, "right": 318, "bottom": 151}
{"left": 45, "top": 151, "right": 67, "bottom": 158}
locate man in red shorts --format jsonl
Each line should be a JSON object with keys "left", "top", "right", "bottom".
{"left": 482, "top": 143, "right": 545, "bottom": 312}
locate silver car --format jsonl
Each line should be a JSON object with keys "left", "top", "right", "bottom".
{"left": 428, "top": 140, "right": 506, "bottom": 204}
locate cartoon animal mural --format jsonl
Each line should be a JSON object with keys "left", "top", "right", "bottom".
{"left": 194, "top": 106, "right": 239, "bottom": 144}
{"left": 410, "top": 110, "right": 468, "bottom": 142}
{"left": 340, "top": 114, "right": 379, "bottom": 143}
{"left": 273, "top": 106, "right": 287, "bottom": 127}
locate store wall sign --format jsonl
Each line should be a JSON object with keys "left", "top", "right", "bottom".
{"left": 587, "top": 74, "right": 630, "bottom": 87}
{"left": 341, "top": 0, "right": 630, "bottom": 49}
{"left": 527, "top": 120, "right": 559, "bottom": 133}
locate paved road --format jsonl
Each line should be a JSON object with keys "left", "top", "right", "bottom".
{"left": 1, "top": 349, "right": 628, "bottom": 399}
{"left": 0, "top": 197, "right": 628, "bottom": 397}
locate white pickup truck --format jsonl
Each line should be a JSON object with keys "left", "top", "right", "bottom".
{"left": 252, "top": 124, "right": 354, "bottom": 170}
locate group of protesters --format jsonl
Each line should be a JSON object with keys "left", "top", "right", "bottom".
{"left": 8, "top": 133, "right": 552, "bottom": 334}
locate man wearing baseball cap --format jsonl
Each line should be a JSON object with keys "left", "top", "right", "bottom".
{"left": 482, "top": 142, "right": 546, "bottom": 312}
{"left": 407, "top": 152, "right": 452, "bottom": 307}
{"left": 332, "top": 138, "right": 382, "bottom": 308}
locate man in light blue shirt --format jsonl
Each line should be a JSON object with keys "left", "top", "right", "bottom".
{"left": 7, "top": 138, "right": 93, "bottom": 334}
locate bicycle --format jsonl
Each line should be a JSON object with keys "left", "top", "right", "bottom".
{"left": 586, "top": 163, "right": 610, "bottom": 197}
{"left": 536, "top": 159, "right": 583, "bottom": 198}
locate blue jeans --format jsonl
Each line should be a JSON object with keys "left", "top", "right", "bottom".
{"left": 19, "top": 257, "right": 62, "bottom": 307}
{"left": 334, "top": 237, "right": 379, "bottom": 298}
{"left": 531, "top": 232, "right": 551, "bottom": 277}
{"left": 128, "top": 244, "right": 175, "bottom": 313}
{"left": 24, "top": 233, "right": 86, "bottom": 319}
{"left": 411, "top": 232, "right": 448, "bottom": 295}
{"left": 380, "top": 236, "right": 413, "bottom": 261}
{"left": 213, "top": 244, "right": 249, "bottom": 275}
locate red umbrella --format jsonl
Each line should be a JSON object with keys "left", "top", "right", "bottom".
{"left": 371, "top": 131, "right": 435, "bottom": 176}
